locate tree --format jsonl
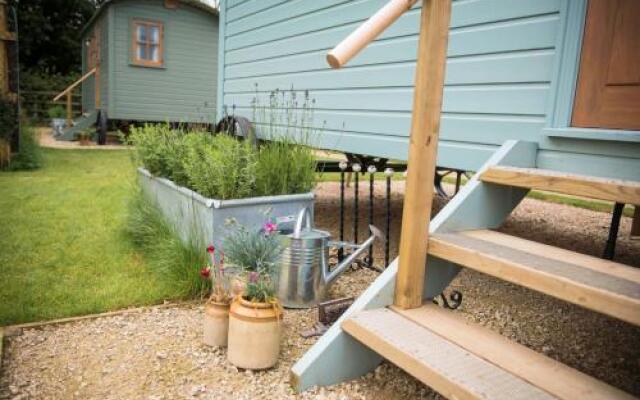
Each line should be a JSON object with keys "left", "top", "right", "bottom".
{"left": 15, "top": 0, "right": 97, "bottom": 75}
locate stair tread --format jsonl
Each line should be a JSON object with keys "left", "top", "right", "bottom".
{"left": 60, "top": 110, "right": 98, "bottom": 141}
{"left": 343, "top": 308, "right": 556, "bottom": 400}
{"left": 428, "top": 230, "right": 640, "bottom": 325}
{"left": 480, "top": 166, "right": 640, "bottom": 205}
{"left": 390, "top": 304, "right": 636, "bottom": 400}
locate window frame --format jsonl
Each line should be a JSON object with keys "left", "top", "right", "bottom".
{"left": 131, "top": 18, "right": 164, "bottom": 68}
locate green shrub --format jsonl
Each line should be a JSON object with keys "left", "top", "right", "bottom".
{"left": 127, "top": 124, "right": 176, "bottom": 177}
{"left": 47, "top": 105, "right": 65, "bottom": 119}
{"left": 255, "top": 137, "right": 316, "bottom": 196}
{"left": 125, "top": 188, "right": 209, "bottom": 298}
{"left": 127, "top": 88, "right": 319, "bottom": 200}
{"left": 183, "top": 134, "right": 257, "bottom": 199}
{"left": 5, "top": 124, "right": 42, "bottom": 171}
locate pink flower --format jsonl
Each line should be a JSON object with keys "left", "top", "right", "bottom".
{"left": 264, "top": 222, "right": 277, "bottom": 234}
{"left": 248, "top": 271, "right": 259, "bottom": 283}
{"left": 200, "top": 267, "right": 211, "bottom": 279}
{"left": 206, "top": 245, "right": 215, "bottom": 254}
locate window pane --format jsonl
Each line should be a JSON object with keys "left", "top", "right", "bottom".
{"left": 150, "top": 27, "right": 160, "bottom": 44}
{"left": 137, "top": 24, "right": 147, "bottom": 42}
{"left": 138, "top": 44, "right": 148, "bottom": 60}
{"left": 150, "top": 45, "right": 159, "bottom": 62}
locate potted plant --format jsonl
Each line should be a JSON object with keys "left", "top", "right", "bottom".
{"left": 47, "top": 105, "right": 66, "bottom": 136}
{"left": 225, "top": 222, "right": 284, "bottom": 369}
{"left": 76, "top": 130, "right": 93, "bottom": 146}
{"left": 201, "top": 244, "right": 233, "bottom": 347}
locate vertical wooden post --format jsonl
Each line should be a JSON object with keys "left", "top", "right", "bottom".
{"left": 394, "top": 0, "right": 452, "bottom": 309}
{"left": 631, "top": 206, "right": 640, "bottom": 238}
{"left": 66, "top": 92, "right": 72, "bottom": 127}
{"left": 95, "top": 65, "right": 101, "bottom": 108}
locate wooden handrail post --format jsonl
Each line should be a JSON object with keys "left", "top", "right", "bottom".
{"left": 394, "top": 0, "right": 452, "bottom": 309}
{"left": 66, "top": 92, "right": 73, "bottom": 127}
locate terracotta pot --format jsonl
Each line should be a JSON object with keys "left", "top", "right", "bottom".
{"left": 203, "top": 301, "right": 230, "bottom": 347}
{"left": 227, "top": 297, "right": 283, "bottom": 369}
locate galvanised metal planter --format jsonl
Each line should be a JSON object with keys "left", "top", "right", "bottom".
{"left": 137, "top": 168, "right": 315, "bottom": 249}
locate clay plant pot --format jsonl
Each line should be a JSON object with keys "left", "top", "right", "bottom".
{"left": 227, "top": 297, "right": 283, "bottom": 369}
{"left": 203, "top": 301, "right": 231, "bottom": 347}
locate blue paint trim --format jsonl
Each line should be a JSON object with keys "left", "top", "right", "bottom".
{"left": 216, "top": 0, "right": 227, "bottom": 121}
{"left": 546, "top": 0, "right": 586, "bottom": 128}
{"left": 543, "top": 128, "right": 640, "bottom": 143}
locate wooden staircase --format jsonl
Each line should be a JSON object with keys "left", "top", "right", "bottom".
{"left": 340, "top": 167, "right": 640, "bottom": 399}
{"left": 343, "top": 305, "right": 636, "bottom": 400}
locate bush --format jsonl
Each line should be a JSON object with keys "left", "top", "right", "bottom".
{"left": 183, "top": 134, "right": 257, "bottom": 199}
{"left": 128, "top": 123, "right": 316, "bottom": 200}
{"left": 47, "top": 105, "right": 65, "bottom": 119}
{"left": 125, "top": 188, "right": 209, "bottom": 298}
{"left": 4, "top": 124, "right": 42, "bottom": 171}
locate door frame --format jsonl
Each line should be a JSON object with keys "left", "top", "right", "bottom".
{"left": 543, "top": 0, "right": 640, "bottom": 143}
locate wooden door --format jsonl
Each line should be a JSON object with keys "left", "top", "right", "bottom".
{"left": 572, "top": 0, "right": 640, "bottom": 130}
{"left": 87, "top": 22, "right": 101, "bottom": 108}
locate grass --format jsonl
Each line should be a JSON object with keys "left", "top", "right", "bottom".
{"left": 0, "top": 148, "right": 188, "bottom": 325}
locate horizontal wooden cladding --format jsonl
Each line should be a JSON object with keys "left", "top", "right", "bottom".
{"left": 225, "top": 0, "right": 560, "bottom": 47}
{"left": 343, "top": 308, "right": 555, "bottom": 400}
{"left": 225, "top": 84, "right": 549, "bottom": 115}
{"left": 428, "top": 230, "right": 640, "bottom": 325}
{"left": 226, "top": 50, "right": 553, "bottom": 90}
{"left": 393, "top": 304, "right": 637, "bottom": 400}
{"left": 480, "top": 166, "right": 640, "bottom": 205}
{"left": 226, "top": 13, "right": 559, "bottom": 65}
{"left": 537, "top": 150, "right": 640, "bottom": 182}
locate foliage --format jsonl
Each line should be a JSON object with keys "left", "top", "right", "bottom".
{"left": 183, "top": 134, "right": 257, "bottom": 199}
{"left": 4, "top": 124, "right": 42, "bottom": 171}
{"left": 255, "top": 137, "right": 316, "bottom": 196}
{"left": 224, "top": 222, "right": 282, "bottom": 303}
{"left": 20, "top": 70, "right": 80, "bottom": 123}
{"left": 124, "top": 188, "right": 209, "bottom": 298}
{"left": 223, "top": 223, "right": 283, "bottom": 273}
{"left": 243, "top": 270, "right": 277, "bottom": 304}
{"left": 127, "top": 122, "right": 316, "bottom": 200}
{"left": 251, "top": 88, "right": 318, "bottom": 196}
{"left": 47, "top": 105, "right": 66, "bottom": 119}
{"left": 15, "top": 0, "right": 96, "bottom": 76}
{"left": 0, "top": 97, "right": 18, "bottom": 141}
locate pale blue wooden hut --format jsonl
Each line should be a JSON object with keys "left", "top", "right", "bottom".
{"left": 55, "top": 0, "right": 219, "bottom": 141}
{"left": 217, "top": 1, "right": 640, "bottom": 398}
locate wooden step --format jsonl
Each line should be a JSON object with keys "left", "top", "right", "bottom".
{"left": 343, "top": 307, "right": 636, "bottom": 400}
{"left": 480, "top": 166, "right": 640, "bottom": 205}
{"left": 428, "top": 230, "right": 640, "bottom": 326}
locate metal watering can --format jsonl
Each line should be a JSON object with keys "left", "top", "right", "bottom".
{"left": 277, "top": 207, "right": 384, "bottom": 308}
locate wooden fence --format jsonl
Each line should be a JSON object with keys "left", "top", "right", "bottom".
{"left": 21, "top": 90, "right": 82, "bottom": 124}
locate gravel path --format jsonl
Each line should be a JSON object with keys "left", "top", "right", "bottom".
{"left": 1, "top": 181, "right": 638, "bottom": 399}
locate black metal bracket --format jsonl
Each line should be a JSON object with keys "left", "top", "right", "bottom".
{"left": 432, "top": 290, "right": 463, "bottom": 310}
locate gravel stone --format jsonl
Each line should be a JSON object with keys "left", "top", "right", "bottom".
{"left": 1, "top": 182, "right": 638, "bottom": 399}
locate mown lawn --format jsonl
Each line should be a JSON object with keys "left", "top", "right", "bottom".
{"left": 0, "top": 149, "right": 185, "bottom": 325}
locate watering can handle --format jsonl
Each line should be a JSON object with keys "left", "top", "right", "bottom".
{"left": 293, "top": 207, "right": 312, "bottom": 238}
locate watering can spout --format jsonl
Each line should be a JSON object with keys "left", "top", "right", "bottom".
{"left": 323, "top": 224, "right": 385, "bottom": 285}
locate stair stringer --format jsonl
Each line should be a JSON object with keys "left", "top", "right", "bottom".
{"left": 57, "top": 109, "right": 99, "bottom": 141}
{"left": 290, "top": 140, "right": 538, "bottom": 393}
